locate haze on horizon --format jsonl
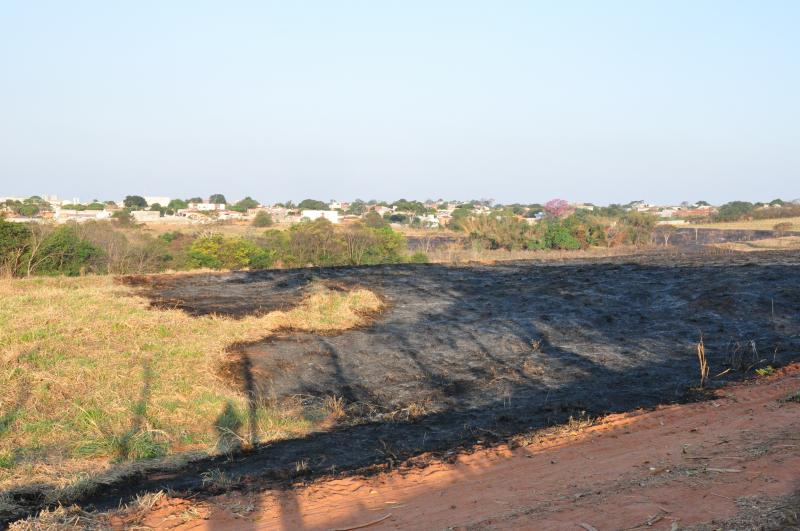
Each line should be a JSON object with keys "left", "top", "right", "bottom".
{"left": 1, "top": 1, "right": 798, "bottom": 206}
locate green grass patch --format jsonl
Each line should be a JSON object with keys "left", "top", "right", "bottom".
{"left": 0, "top": 275, "right": 381, "bottom": 489}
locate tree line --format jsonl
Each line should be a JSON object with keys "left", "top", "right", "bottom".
{"left": 0, "top": 217, "right": 424, "bottom": 278}
{"left": 455, "top": 210, "right": 660, "bottom": 251}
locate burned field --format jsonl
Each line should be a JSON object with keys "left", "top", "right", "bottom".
{"left": 138, "top": 253, "right": 800, "bottom": 476}
{"left": 154, "top": 253, "right": 800, "bottom": 417}
{"left": 9, "top": 251, "right": 799, "bottom": 519}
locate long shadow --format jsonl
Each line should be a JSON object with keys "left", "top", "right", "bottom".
{"left": 0, "top": 381, "right": 29, "bottom": 437}
{"left": 3, "top": 251, "right": 800, "bottom": 525}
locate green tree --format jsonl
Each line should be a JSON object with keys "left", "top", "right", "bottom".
{"left": 123, "top": 195, "right": 147, "bottom": 208}
{"left": 0, "top": 219, "right": 32, "bottom": 274}
{"left": 347, "top": 200, "right": 367, "bottom": 216}
{"left": 252, "top": 211, "right": 273, "bottom": 227}
{"left": 168, "top": 199, "right": 188, "bottom": 210}
{"left": 29, "top": 226, "right": 103, "bottom": 276}
{"left": 391, "top": 199, "right": 431, "bottom": 215}
{"left": 231, "top": 197, "right": 260, "bottom": 212}
{"left": 16, "top": 204, "right": 40, "bottom": 217}
{"left": 363, "top": 211, "right": 387, "bottom": 228}
{"left": 363, "top": 227, "right": 406, "bottom": 264}
{"left": 618, "top": 212, "right": 658, "bottom": 246}
{"left": 298, "top": 199, "right": 328, "bottom": 210}
{"left": 288, "top": 218, "right": 345, "bottom": 266}
{"left": 112, "top": 209, "right": 134, "bottom": 226}
{"left": 715, "top": 201, "right": 754, "bottom": 222}
{"left": 209, "top": 194, "right": 227, "bottom": 204}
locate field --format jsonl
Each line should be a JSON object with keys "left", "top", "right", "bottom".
{"left": 2, "top": 250, "right": 800, "bottom": 527}
{"left": 0, "top": 275, "right": 382, "bottom": 521}
{"left": 689, "top": 216, "right": 800, "bottom": 231}
{"left": 708, "top": 235, "right": 800, "bottom": 252}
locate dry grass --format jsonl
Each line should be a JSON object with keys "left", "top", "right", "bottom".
{"left": 708, "top": 235, "right": 800, "bottom": 252}
{"left": 8, "top": 504, "right": 108, "bottom": 531}
{"left": 697, "top": 338, "right": 709, "bottom": 388}
{"left": 427, "top": 245, "right": 643, "bottom": 264}
{"left": 690, "top": 216, "right": 800, "bottom": 231}
{"left": 0, "top": 274, "right": 381, "bottom": 489}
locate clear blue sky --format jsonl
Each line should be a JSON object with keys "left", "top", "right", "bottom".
{"left": 1, "top": 1, "right": 797, "bottom": 205}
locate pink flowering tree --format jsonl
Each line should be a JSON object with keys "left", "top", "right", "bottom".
{"left": 544, "top": 198, "right": 571, "bottom": 218}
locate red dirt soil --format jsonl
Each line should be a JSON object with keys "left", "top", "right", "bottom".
{"left": 126, "top": 365, "right": 800, "bottom": 530}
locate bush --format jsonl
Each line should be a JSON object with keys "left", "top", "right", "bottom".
{"left": 187, "top": 235, "right": 275, "bottom": 270}
{"left": 543, "top": 222, "right": 581, "bottom": 250}
{"left": 31, "top": 226, "right": 104, "bottom": 276}
{"left": 363, "top": 211, "right": 387, "bottom": 228}
{"left": 407, "top": 251, "right": 429, "bottom": 263}
{"left": 618, "top": 212, "right": 658, "bottom": 246}
{"left": 252, "top": 211, "right": 273, "bottom": 227}
{"left": 715, "top": 201, "right": 755, "bottom": 222}
{"left": 362, "top": 226, "right": 406, "bottom": 264}
{"left": 287, "top": 219, "right": 346, "bottom": 266}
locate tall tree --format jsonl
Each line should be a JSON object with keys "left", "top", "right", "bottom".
{"left": 298, "top": 199, "right": 328, "bottom": 210}
{"left": 123, "top": 195, "right": 147, "bottom": 208}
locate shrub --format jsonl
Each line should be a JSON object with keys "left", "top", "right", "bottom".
{"left": 618, "top": 212, "right": 658, "bottom": 246}
{"left": 252, "top": 211, "right": 273, "bottom": 227}
{"left": 715, "top": 201, "right": 755, "bottom": 222}
{"left": 30, "top": 226, "right": 104, "bottom": 276}
{"left": 187, "top": 235, "right": 274, "bottom": 270}
{"left": 363, "top": 211, "right": 387, "bottom": 228}
{"left": 543, "top": 222, "right": 581, "bottom": 250}
{"left": 407, "top": 251, "right": 429, "bottom": 263}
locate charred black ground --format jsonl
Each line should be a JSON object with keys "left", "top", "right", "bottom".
{"left": 4, "top": 250, "right": 800, "bottom": 523}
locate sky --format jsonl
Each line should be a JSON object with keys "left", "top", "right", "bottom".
{"left": 1, "top": 1, "right": 798, "bottom": 205}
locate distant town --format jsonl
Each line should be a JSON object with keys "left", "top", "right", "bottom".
{"left": 4, "top": 194, "right": 799, "bottom": 228}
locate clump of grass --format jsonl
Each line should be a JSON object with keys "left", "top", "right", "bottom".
{"left": 8, "top": 504, "right": 109, "bottom": 531}
{"left": 323, "top": 395, "right": 347, "bottom": 419}
{"left": 295, "top": 458, "right": 309, "bottom": 474}
{"left": 756, "top": 365, "right": 777, "bottom": 376}
{"left": 697, "top": 337, "right": 710, "bottom": 388}
{"left": 200, "top": 468, "right": 236, "bottom": 490}
{"left": 0, "top": 275, "right": 382, "bottom": 489}
{"left": 522, "top": 358, "right": 544, "bottom": 376}
{"left": 780, "top": 390, "right": 800, "bottom": 403}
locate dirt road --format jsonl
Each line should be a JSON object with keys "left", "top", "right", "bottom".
{"left": 124, "top": 365, "right": 800, "bottom": 530}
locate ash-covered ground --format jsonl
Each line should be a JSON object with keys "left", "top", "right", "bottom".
{"left": 151, "top": 250, "right": 800, "bottom": 421}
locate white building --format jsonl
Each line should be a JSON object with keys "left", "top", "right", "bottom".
{"left": 144, "top": 196, "right": 171, "bottom": 207}
{"left": 658, "top": 207, "right": 680, "bottom": 218}
{"left": 301, "top": 210, "right": 340, "bottom": 224}
{"left": 190, "top": 202, "right": 226, "bottom": 212}
{"left": 418, "top": 214, "right": 440, "bottom": 227}
{"left": 54, "top": 208, "right": 112, "bottom": 223}
{"left": 131, "top": 210, "right": 162, "bottom": 222}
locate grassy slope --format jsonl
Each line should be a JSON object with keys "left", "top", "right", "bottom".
{"left": 0, "top": 275, "right": 381, "bottom": 489}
